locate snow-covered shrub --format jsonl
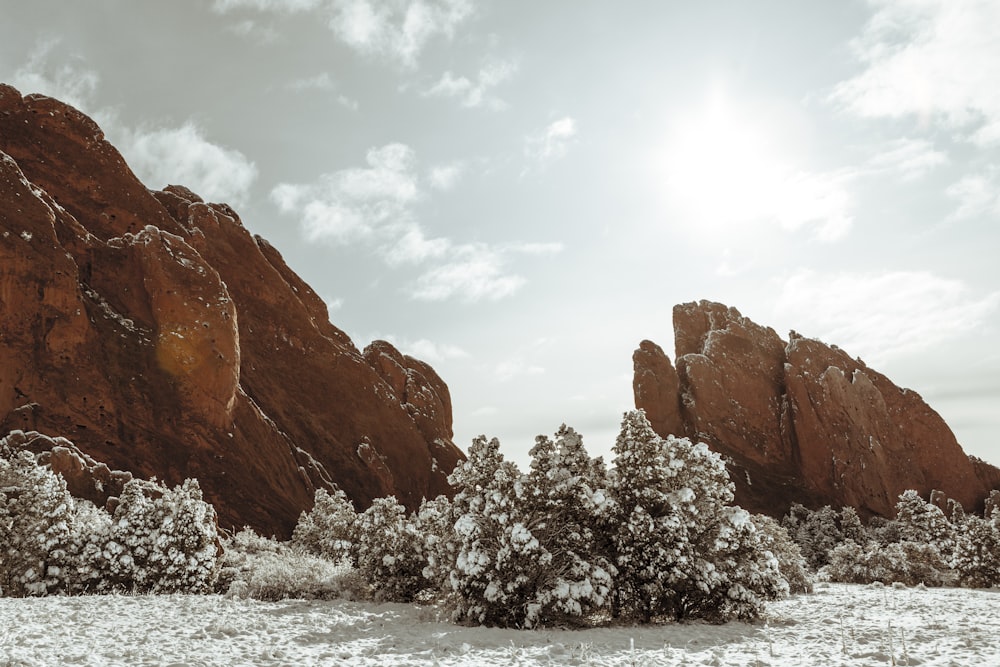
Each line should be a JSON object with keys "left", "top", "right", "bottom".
{"left": 952, "top": 514, "right": 1000, "bottom": 588}
{"left": 445, "top": 427, "right": 618, "bottom": 628}
{"left": 609, "top": 411, "right": 784, "bottom": 622}
{"left": 782, "top": 504, "right": 845, "bottom": 570}
{"left": 2, "top": 439, "right": 221, "bottom": 596}
{"left": 895, "top": 490, "right": 956, "bottom": 560}
{"left": 353, "top": 496, "right": 429, "bottom": 602}
{"left": 867, "top": 515, "right": 901, "bottom": 547}
{"left": 106, "top": 478, "right": 220, "bottom": 593}
{"left": 446, "top": 435, "right": 532, "bottom": 627}
{"left": 823, "top": 539, "right": 950, "bottom": 586}
{"left": 839, "top": 506, "right": 867, "bottom": 544}
{"left": 63, "top": 500, "right": 114, "bottom": 593}
{"left": 217, "top": 527, "right": 367, "bottom": 601}
{"left": 0, "top": 450, "right": 80, "bottom": 595}
{"left": 513, "top": 426, "right": 615, "bottom": 625}
{"left": 413, "top": 494, "right": 456, "bottom": 594}
{"left": 291, "top": 487, "right": 357, "bottom": 565}
{"left": 752, "top": 514, "right": 813, "bottom": 595}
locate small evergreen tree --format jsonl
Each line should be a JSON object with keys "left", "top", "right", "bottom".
{"left": 447, "top": 435, "right": 527, "bottom": 626}
{"left": 413, "top": 494, "right": 456, "bottom": 594}
{"left": 610, "top": 410, "right": 783, "bottom": 622}
{"left": 515, "top": 426, "right": 615, "bottom": 625}
{"left": 782, "top": 504, "right": 843, "bottom": 570}
{"left": 353, "top": 496, "right": 428, "bottom": 602}
{"left": 953, "top": 514, "right": 1000, "bottom": 588}
{"left": 839, "top": 506, "right": 867, "bottom": 544}
{"left": 291, "top": 487, "right": 357, "bottom": 565}
{"left": 0, "top": 451, "right": 79, "bottom": 595}
{"left": 895, "top": 490, "right": 955, "bottom": 560}
{"left": 106, "top": 478, "right": 220, "bottom": 593}
{"left": 752, "top": 514, "right": 812, "bottom": 594}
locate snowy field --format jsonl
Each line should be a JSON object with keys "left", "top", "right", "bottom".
{"left": 2, "top": 583, "right": 999, "bottom": 666}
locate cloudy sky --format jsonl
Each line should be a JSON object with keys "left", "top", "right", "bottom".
{"left": 2, "top": 0, "right": 998, "bottom": 468}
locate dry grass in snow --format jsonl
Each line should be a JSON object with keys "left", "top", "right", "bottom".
{"left": 2, "top": 583, "right": 999, "bottom": 665}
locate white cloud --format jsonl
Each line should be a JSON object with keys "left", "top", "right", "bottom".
{"left": 9, "top": 38, "right": 99, "bottom": 113}
{"left": 427, "top": 163, "right": 463, "bottom": 190}
{"left": 272, "top": 143, "right": 419, "bottom": 244}
{"left": 946, "top": 166, "right": 1000, "bottom": 222}
{"left": 774, "top": 269, "right": 1000, "bottom": 364}
{"left": 402, "top": 338, "right": 469, "bottom": 362}
{"left": 494, "top": 359, "right": 545, "bottom": 382}
{"left": 325, "top": 296, "right": 344, "bottom": 314}
{"left": 865, "top": 137, "right": 948, "bottom": 181}
{"left": 410, "top": 244, "right": 526, "bottom": 302}
{"left": 384, "top": 227, "right": 451, "bottom": 265}
{"left": 287, "top": 72, "right": 336, "bottom": 91}
{"left": 225, "top": 18, "right": 281, "bottom": 42}
{"left": 423, "top": 59, "right": 516, "bottom": 109}
{"left": 273, "top": 144, "right": 557, "bottom": 302}
{"left": 212, "top": 0, "right": 322, "bottom": 12}
{"left": 213, "top": 0, "right": 472, "bottom": 67}
{"left": 831, "top": 0, "right": 1000, "bottom": 145}
{"left": 525, "top": 117, "right": 578, "bottom": 169}
{"left": 284, "top": 73, "right": 358, "bottom": 108}
{"left": 329, "top": 0, "right": 473, "bottom": 67}
{"left": 771, "top": 170, "right": 856, "bottom": 242}
{"left": 367, "top": 333, "right": 468, "bottom": 362}
{"left": 116, "top": 123, "right": 258, "bottom": 206}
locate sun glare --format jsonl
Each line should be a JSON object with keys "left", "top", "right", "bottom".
{"left": 659, "top": 92, "right": 788, "bottom": 235}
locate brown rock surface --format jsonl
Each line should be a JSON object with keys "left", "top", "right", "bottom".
{"left": 634, "top": 300, "right": 1000, "bottom": 517}
{"left": 0, "top": 85, "right": 464, "bottom": 537}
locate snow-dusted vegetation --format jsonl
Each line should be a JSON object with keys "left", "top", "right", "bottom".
{"left": 0, "top": 445, "right": 219, "bottom": 596}
{"left": 782, "top": 489, "right": 1000, "bottom": 589}
{"left": 4, "top": 410, "right": 1000, "bottom": 665}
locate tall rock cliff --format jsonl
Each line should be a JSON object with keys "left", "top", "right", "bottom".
{"left": 0, "top": 85, "right": 463, "bottom": 537}
{"left": 634, "top": 300, "right": 1000, "bottom": 517}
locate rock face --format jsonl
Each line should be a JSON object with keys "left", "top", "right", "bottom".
{"left": 0, "top": 85, "right": 464, "bottom": 537}
{"left": 634, "top": 300, "right": 1000, "bottom": 517}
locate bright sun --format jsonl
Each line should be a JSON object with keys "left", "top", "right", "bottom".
{"left": 659, "top": 91, "right": 789, "bottom": 233}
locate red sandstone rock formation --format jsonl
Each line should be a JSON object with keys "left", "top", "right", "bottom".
{"left": 0, "top": 85, "right": 463, "bottom": 537}
{"left": 634, "top": 300, "right": 1000, "bottom": 517}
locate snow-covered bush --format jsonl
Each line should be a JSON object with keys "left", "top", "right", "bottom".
{"left": 839, "top": 506, "right": 867, "bottom": 544}
{"left": 609, "top": 411, "right": 784, "bottom": 622}
{"left": 353, "top": 496, "right": 429, "bottom": 602}
{"left": 446, "top": 435, "right": 546, "bottom": 627}
{"left": 413, "top": 494, "right": 456, "bottom": 593}
{"left": 867, "top": 515, "right": 901, "bottom": 547}
{"left": 752, "top": 514, "right": 813, "bottom": 595}
{"left": 1, "top": 445, "right": 218, "bottom": 596}
{"left": 823, "top": 539, "right": 950, "bottom": 586}
{"left": 953, "top": 514, "right": 1000, "bottom": 588}
{"left": 895, "top": 490, "right": 956, "bottom": 560}
{"left": 217, "top": 527, "right": 367, "bottom": 601}
{"left": 782, "top": 504, "right": 845, "bottom": 570}
{"left": 64, "top": 500, "right": 114, "bottom": 593}
{"left": 291, "top": 487, "right": 357, "bottom": 565}
{"left": 106, "top": 478, "right": 220, "bottom": 593}
{"left": 0, "top": 450, "right": 80, "bottom": 595}
{"left": 513, "top": 426, "right": 615, "bottom": 625}
{"left": 445, "top": 426, "right": 618, "bottom": 628}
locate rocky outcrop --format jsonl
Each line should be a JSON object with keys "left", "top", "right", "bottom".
{"left": 634, "top": 300, "right": 1000, "bottom": 517}
{"left": 0, "top": 85, "right": 464, "bottom": 537}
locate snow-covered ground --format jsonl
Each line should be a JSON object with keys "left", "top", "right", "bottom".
{"left": 2, "top": 583, "right": 998, "bottom": 666}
